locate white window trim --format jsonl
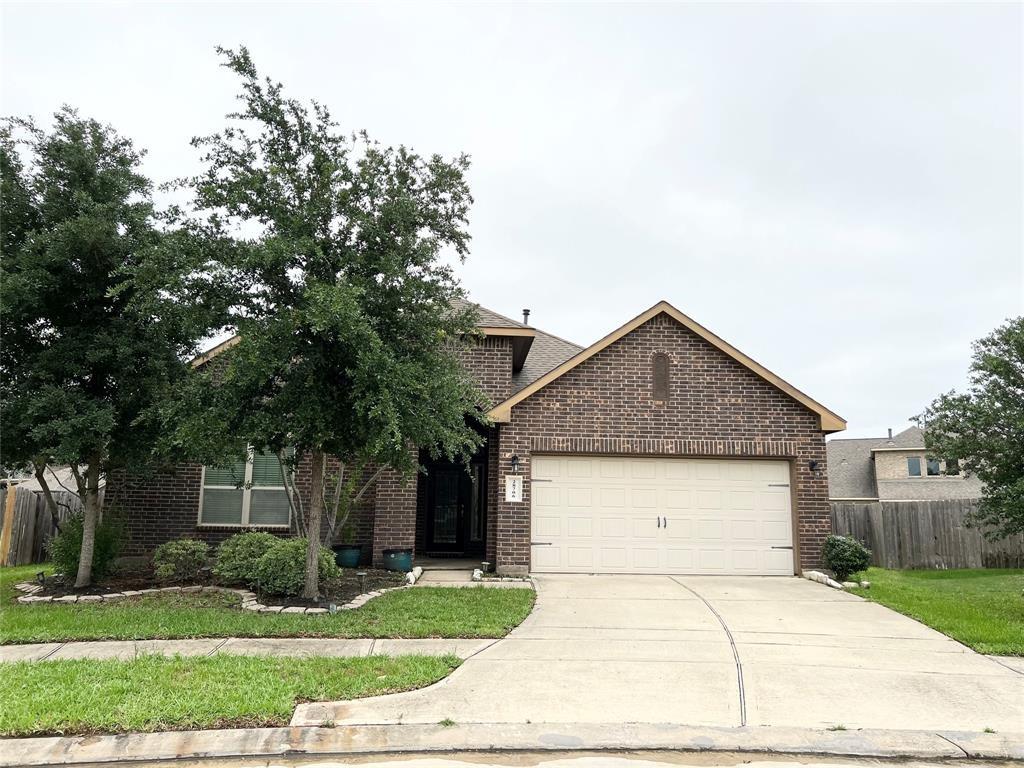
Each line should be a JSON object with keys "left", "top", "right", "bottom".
{"left": 197, "top": 446, "right": 291, "bottom": 528}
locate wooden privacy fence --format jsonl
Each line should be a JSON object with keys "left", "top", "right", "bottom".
{"left": 0, "top": 486, "right": 86, "bottom": 567}
{"left": 830, "top": 499, "right": 1024, "bottom": 570}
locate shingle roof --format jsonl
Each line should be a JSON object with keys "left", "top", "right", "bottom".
{"left": 826, "top": 438, "right": 880, "bottom": 499}
{"left": 873, "top": 425, "right": 925, "bottom": 450}
{"left": 826, "top": 427, "right": 926, "bottom": 499}
{"left": 451, "top": 298, "right": 529, "bottom": 329}
{"left": 512, "top": 330, "right": 584, "bottom": 393}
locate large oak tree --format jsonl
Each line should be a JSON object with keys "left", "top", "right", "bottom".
{"left": 920, "top": 317, "right": 1024, "bottom": 537}
{"left": 0, "top": 109, "right": 212, "bottom": 586}
{"left": 175, "top": 48, "right": 487, "bottom": 599}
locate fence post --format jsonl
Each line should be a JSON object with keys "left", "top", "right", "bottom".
{"left": 0, "top": 485, "right": 17, "bottom": 566}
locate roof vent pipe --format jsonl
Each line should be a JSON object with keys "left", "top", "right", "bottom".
{"left": 522, "top": 308, "right": 531, "bottom": 325}
{"left": 887, "top": 428, "right": 893, "bottom": 442}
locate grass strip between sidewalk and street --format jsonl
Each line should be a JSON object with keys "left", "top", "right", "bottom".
{"left": 0, "top": 653, "right": 460, "bottom": 736}
{"left": 0, "top": 564, "right": 535, "bottom": 643}
{"left": 849, "top": 567, "right": 1024, "bottom": 656}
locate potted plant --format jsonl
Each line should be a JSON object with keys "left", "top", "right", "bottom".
{"left": 331, "top": 519, "right": 362, "bottom": 569}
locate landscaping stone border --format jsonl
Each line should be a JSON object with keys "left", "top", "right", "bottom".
{"left": 802, "top": 570, "right": 869, "bottom": 591}
{"left": 13, "top": 565, "right": 423, "bottom": 615}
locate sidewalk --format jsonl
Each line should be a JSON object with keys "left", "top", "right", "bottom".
{"left": 3, "top": 722, "right": 1022, "bottom": 766}
{"left": 0, "top": 637, "right": 495, "bottom": 662}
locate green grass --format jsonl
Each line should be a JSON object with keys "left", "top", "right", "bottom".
{"left": 850, "top": 567, "right": 1024, "bottom": 656}
{"left": 0, "top": 564, "right": 535, "bottom": 643}
{"left": 0, "top": 653, "right": 458, "bottom": 736}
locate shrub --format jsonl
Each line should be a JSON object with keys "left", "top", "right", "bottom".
{"left": 46, "top": 514, "right": 123, "bottom": 583}
{"left": 214, "top": 532, "right": 281, "bottom": 586}
{"left": 152, "top": 539, "right": 210, "bottom": 583}
{"left": 253, "top": 538, "right": 339, "bottom": 597}
{"left": 822, "top": 535, "right": 871, "bottom": 581}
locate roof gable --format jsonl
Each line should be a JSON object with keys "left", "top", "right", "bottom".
{"left": 487, "top": 300, "right": 846, "bottom": 432}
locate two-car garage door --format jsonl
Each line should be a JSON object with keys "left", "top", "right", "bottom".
{"left": 530, "top": 455, "right": 795, "bottom": 575}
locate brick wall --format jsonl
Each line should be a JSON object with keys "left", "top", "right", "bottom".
{"left": 370, "top": 449, "right": 419, "bottom": 566}
{"left": 458, "top": 336, "right": 513, "bottom": 405}
{"left": 109, "top": 454, "right": 377, "bottom": 560}
{"left": 492, "top": 312, "right": 830, "bottom": 573}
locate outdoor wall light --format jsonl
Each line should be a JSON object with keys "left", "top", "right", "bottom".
{"left": 510, "top": 454, "right": 520, "bottom": 473}
{"left": 808, "top": 460, "right": 822, "bottom": 475}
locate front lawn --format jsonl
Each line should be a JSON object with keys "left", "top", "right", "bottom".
{"left": 849, "top": 567, "right": 1024, "bottom": 656}
{"left": 0, "top": 564, "right": 535, "bottom": 643}
{"left": 0, "top": 653, "right": 458, "bottom": 736}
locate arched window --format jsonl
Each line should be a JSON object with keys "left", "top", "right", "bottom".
{"left": 652, "top": 353, "right": 670, "bottom": 402}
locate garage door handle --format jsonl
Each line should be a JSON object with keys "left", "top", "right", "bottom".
{"left": 771, "top": 545, "right": 793, "bottom": 550}
{"left": 657, "top": 517, "right": 661, "bottom": 528}
{"left": 531, "top": 541, "right": 553, "bottom": 546}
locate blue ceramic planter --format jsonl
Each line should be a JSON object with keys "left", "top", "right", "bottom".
{"left": 382, "top": 548, "right": 413, "bottom": 573}
{"left": 332, "top": 545, "right": 362, "bottom": 569}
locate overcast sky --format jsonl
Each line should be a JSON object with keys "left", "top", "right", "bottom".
{"left": 2, "top": 2, "right": 1021, "bottom": 439}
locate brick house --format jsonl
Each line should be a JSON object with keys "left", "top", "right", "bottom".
{"left": 108, "top": 300, "right": 846, "bottom": 575}
{"left": 827, "top": 426, "right": 983, "bottom": 502}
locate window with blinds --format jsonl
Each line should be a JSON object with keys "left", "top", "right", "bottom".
{"left": 199, "top": 447, "right": 291, "bottom": 527}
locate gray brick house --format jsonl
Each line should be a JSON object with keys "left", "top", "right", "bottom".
{"left": 108, "top": 300, "right": 846, "bottom": 575}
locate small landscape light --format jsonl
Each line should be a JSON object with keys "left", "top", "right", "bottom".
{"left": 357, "top": 571, "right": 367, "bottom": 593}
{"left": 36, "top": 571, "right": 46, "bottom": 585}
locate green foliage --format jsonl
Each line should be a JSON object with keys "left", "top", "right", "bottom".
{"left": 0, "top": 653, "right": 460, "bottom": 736}
{"left": 850, "top": 568, "right": 1024, "bottom": 656}
{"left": 0, "top": 564, "right": 537, "bottom": 643}
{"left": 152, "top": 539, "right": 209, "bottom": 583}
{"left": 0, "top": 109, "right": 213, "bottom": 475}
{"left": 213, "top": 531, "right": 280, "bottom": 586}
{"left": 822, "top": 535, "right": 871, "bottom": 581}
{"left": 166, "top": 46, "right": 486, "bottom": 494}
{"left": 919, "top": 317, "right": 1024, "bottom": 537}
{"left": 253, "top": 538, "right": 339, "bottom": 597}
{"left": 0, "top": 108, "right": 220, "bottom": 585}
{"left": 46, "top": 515, "right": 123, "bottom": 583}
{"left": 165, "top": 47, "right": 490, "bottom": 598}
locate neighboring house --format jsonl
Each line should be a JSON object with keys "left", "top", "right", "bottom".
{"left": 13, "top": 466, "right": 104, "bottom": 495}
{"left": 107, "top": 300, "right": 846, "bottom": 576}
{"left": 827, "top": 426, "right": 983, "bottom": 502}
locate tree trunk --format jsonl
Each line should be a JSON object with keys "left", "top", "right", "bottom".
{"left": 74, "top": 459, "right": 102, "bottom": 588}
{"left": 32, "top": 461, "right": 63, "bottom": 533}
{"left": 302, "top": 450, "right": 326, "bottom": 600}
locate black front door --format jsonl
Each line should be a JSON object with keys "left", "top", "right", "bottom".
{"left": 425, "top": 462, "right": 486, "bottom": 555}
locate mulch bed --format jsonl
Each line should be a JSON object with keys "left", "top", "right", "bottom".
{"left": 267, "top": 569, "right": 406, "bottom": 607}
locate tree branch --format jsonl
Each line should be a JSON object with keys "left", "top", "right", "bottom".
{"left": 31, "top": 459, "right": 63, "bottom": 532}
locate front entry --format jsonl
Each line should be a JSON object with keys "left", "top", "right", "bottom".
{"left": 424, "top": 460, "right": 487, "bottom": 557}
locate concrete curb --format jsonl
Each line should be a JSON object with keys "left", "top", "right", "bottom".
{"left": 2, "top": 722, "right": 1021, "bottom": 766}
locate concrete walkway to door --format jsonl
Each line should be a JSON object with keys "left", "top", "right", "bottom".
{"left": 293, "top": 574, "right": 1023, "bottom": 732}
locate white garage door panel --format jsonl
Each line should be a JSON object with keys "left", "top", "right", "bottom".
{"left": 531, "top": 456, "right": 794, "bottom": 575}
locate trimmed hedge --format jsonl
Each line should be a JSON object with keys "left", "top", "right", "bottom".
{"left": 153, "top": 539, "right": 209, "bottom": 583}
{"left": 214, "top": 532, "right": 281, "bottom": 586}
{"left": 253, "top": 538, "right": 339, "bottom": 597}
{"left": 822, "top": 535, "right": 871, "bottom": 581}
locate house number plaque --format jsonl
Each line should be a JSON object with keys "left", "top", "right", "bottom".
{"left": 505, "top": 475, "right": 524, "bottom": 502}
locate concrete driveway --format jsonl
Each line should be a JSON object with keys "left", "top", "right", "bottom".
{"left": 293, "top": 574, "right": 1023, "bottom": 732}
